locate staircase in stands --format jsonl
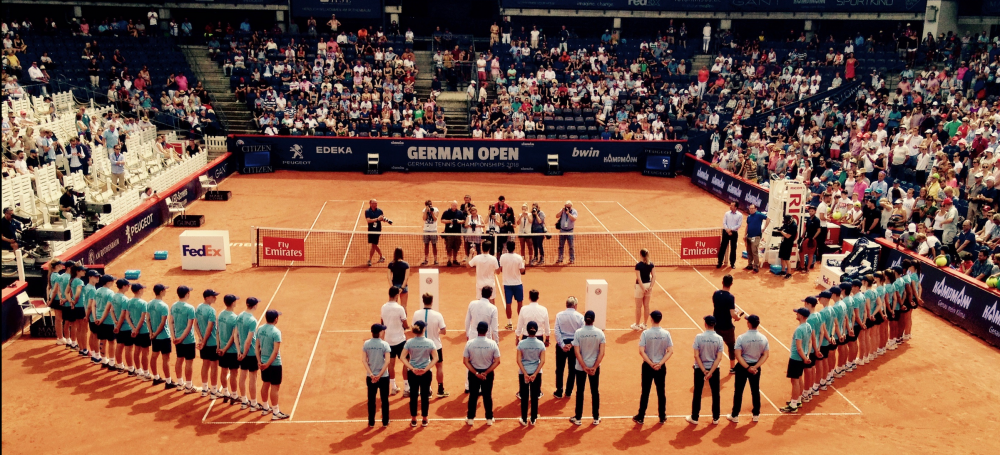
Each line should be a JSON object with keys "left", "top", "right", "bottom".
{"left": 414, "top": 50, "right": 471, "bottom": 138}
{"left": 180, "top": 45, "right": 259, "bottom": 135}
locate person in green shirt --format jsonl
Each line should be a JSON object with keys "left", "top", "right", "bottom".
{"left": 236, "top": 297, "right": 261, "bottom": 411}
{"left": 66, "top": 264, "right": 88, "bottom": 353}
{"left": 171, "top": 286, "right": 198, "bottom": 393}
{"left": 128, "top": 283, "right": 151, "bottom": 381}
{"left": 111, "top": 278, "right": 134, "bottom": 375}
{"left": 216, "top": 294, "right": 241, "bottom": 404}
{"left": 46, "top": 260, "right": 67, "bottom": 347}
{"left": 82, "top": 270, "right": 101, "bottom": 363}
{"left": 780, "top": 307, "right": 814, "bottom": 413}
{"left": 93, "top": 275, "right": 117, "bottom": 369}
{"left": 195, "top": 289, "right": 221, "bottom": 398}
{"left": 256, "top": 309, "right": 287, "bottom": 420}
{"left": 147, "top": 284, "right": 173, "bottom": 388}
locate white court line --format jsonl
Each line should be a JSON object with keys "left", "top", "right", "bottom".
{"left": 578, "top": 202, "right": 637, "bottom": 264}
{"left": 290, "top": 272, "right": 342, "bottom": 420}
{"left": 323, "top": 327, "right": 698, "bottom": 333}
{"left": 203, "top": 411, "right": 861, "bottom": 425}
{"left": 341, "top": 202, "right": 366, "bottom": 266}
{"left": 326, "top": 200, "right": 622, "bottom": 203}
{"left": 289, "top": 201, "right": 328, "bottom": 267}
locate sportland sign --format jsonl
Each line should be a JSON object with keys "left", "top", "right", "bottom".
{"left": 882, "top": 246, "right": 1000, "bottom": 348}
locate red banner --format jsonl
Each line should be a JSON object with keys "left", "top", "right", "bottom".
{"left": 680, "top": 236, "right": 721, "bottom": 260}
{"left": 262, "top": 237, "right": 305, "bottom": 260}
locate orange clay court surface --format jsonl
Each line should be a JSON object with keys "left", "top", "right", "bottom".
{"left": 3, "top": 172, "right": 999, "bottom": 454}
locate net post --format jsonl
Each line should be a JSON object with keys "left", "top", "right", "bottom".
{"left": 253, "top": 226, "right": 259, "bottom": 267}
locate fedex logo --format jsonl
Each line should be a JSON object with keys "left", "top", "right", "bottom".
{"left": 182, "top": 244, "right": 222, "bottom": 257}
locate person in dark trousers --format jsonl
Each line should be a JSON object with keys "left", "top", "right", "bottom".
{"left": 362, "top": 323, "right": 391, "bottom": 427}
{"left": 552, "top": 296, "right": 584, "bottom": 398}
{"left": 686, "top": 315, "right": 725, "bottom": 425}
{"left": 464, "top": 321, "right": 501, "bottom": 426}
{"left": 712, "top": 275, "right": 742, "bottom": 373}
{"left": 516, "top": 321, "right": 546, "bottom": 425}
{"left": 728, "top": 315, "right": 770, "bottom": 423}
{"left": 570, "top": 310, "right": 606, "bottom": 426}
{"left": 718, "top": 202, "right": 743, "bottom": 269}
{"left": 632, "top": 310, "right": 674, "bottom": 425}
{"left": 401, "top": 320, "right": 438, "bottom": 427}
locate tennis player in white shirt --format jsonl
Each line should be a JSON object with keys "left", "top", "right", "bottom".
{"left": 469, "top": 240, "right": 500, "bottom": 304}
{"left": 380, "top": 287, "right": 410, "bottom": 396}
{"left": 498, "top": 241, "right": 526, "bottom": 330}
{"left": 412, "top": 293, "right": 449, "bottom": 398}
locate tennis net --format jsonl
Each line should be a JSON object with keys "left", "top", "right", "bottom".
{"left": 252, "top": 227, "right": 724, "bottom": 268}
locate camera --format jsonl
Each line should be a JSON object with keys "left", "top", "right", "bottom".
{"left": 382, "top": 217, "right": 393, "bottom": 225}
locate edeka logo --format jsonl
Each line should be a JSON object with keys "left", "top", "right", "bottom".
{"left": 316, "top": 146, "right": 352, "bottom": 154}
{"left": 983, "top": 302, "right": 1000, "bottom": 326}
{"left": 182, "top": 244, "right": 222, "bottom": 257}
{"left": 125, "top": 213, "right": 155, "bottom": 243}
{"left": 406, "top": 147, "right": 518, "bottom": 161}
{"left": 262, "top": 236, "right": 305, "bottom": 260}
{"left": 931, "top": 279, "right": 973, "bottom": 310}
{"left": 572, "top": 147, "right": 599, "bottom": 158}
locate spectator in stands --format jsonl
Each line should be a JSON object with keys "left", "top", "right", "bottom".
{"left": 109, "top": 143, "right": 126, "bottom": 193}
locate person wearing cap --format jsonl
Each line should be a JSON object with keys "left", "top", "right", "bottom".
{"left": 237, "top": 297, "right": 261, "bottom": 409}
{"left": 780, "top": 307, "right": 814, "bottom": 413}
{"left": 216, "top": 294, "right": 241, "bottom": 403}
{"left": 838, "top": 283, "right": 860, "bottom": 375}
{"left": 412, "top": 293, "right": 449, "bottom": 398}
{"left": 65, "top": 264, "right": 87, "bottom": 354}
{"left": 83, "top": 270, "right": 101, "bottom": 363}
{"left": 717, "top": 202, "right": 743, "bottom": 269}
{"left": 632, "top": 310, "right": 673, "bottom": 425}
{"left": 111, "top": 278, "right": 135, "bottom": 375}
{"left": 147, "top": 284, "right": 173, "bottom": 387}
{"left": 127, "top": 283, "right": 151, "bottom": 381}
{"left": 902, "top": 261, "right": 922, "bottom": 342}
{"left": 729, "top": 314, "right": 769, "bottom": 423}
{"left": 516, "top": 321, "right": 546, "bottom": 425}
{"left": 686, "top": 315, "right": 724, "bottom": 425}
{"left": 256, "top": 309, "right": 287, "bottom": 420}
{"left": 381, "top": 286, "right": 411, "bottom": 397}
{"left": 853, "top": 278, "right": 874, "bottom": 366}
{"left": 363, "top": 323, "right": 392, "bottom": 427}
{"left": 939, "top": 197, "right": 960, "bottom": 246}
{"left": 401, "top": 320, "right": 438, "bottom": 427}
{"left": 195, "top": 289, "right": 221, "bottom": 397}
{"left": 170, "top": 286, "right": 198, "bottom": 393}
{"left": 464, "top": 321, "right": 501, "bottom": 426}
{"left": 46, "top": 261, "right": 68, "bottom": 346}
{"left": 553, "top": 296, "right": 584, "bottom": 399}
{"left": 94, "top": 274, "right": 117, "bottom": 369}
{"left": 570, "top": 310, "right": 605, "bottom": 426}
{"left": 804, "top": 294, "right": 830, "bottom": 399}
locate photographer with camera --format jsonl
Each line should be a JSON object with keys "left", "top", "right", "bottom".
{"left": 465, "top": 206, "right": 486, "bottom": 257}
{"left": 529, "top": 203, "right": 546, "bottom": 265}
{"left": 556, "top": 201, "right": 578, "bottom": 265}
{"left": 441, "top": 201, "right": 466, "bottom": 266}
{"left": 493, "top": 196, "right": 515, "bottom": 253}
{"left": 366, "top": 199, "right": 393, "bottom": 267}
{"left": 422, "top": 200, "right": 440, "bottom": 266}
{"left": 59, "top": 186, "right": 84, "bottom": 225}
{"left": 2, "top": 207, "right": 22, "bottom": 251}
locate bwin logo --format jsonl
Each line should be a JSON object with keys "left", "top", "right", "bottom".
{"left": 572, "top": 147, "right": 599, "bottom": 158}
{"left": 628, "top": 0, "right": 661, "bottom": 6}
{"left": 290, "top": 144, "right": 305, "bottom": 159}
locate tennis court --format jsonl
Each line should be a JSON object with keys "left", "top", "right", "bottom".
{"left": 3, "top": 171, "right": 999, "bottom": 454}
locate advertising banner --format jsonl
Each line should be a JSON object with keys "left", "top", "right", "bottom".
{"left": 689, "top": 155, "right": 769, "bottom": 213}
{"left": 501, "top": 0, "right": 926, "bottom": 13}
{"left": 262, "top": 237, "right": 305, "bottom": 261}
{"left": 292, "top": 0, "right": 382, "bottom": 19}
{"left": 883, "top": 247, "right": 1000, "bottom": 349}
{"left": 63, "top": 200, "right": 165, "bottom": 266}
{"left": 680, "top": 236, "right": 721, "bottom": 260}
{"left": 229, "top": 135, "right": 685, "bottom": 173}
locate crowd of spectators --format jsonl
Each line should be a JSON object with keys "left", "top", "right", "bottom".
{"left": 701, "top": 28, "right": 1000, "bottom": 279}
{"left": 214, "top": 21, "right": 443, "bottom": 137}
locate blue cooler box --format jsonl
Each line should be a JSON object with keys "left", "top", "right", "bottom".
{"left": 154, "top": 251, "right": 168, "bottom": 260}
{"left": 124, "top": 270, "right": 141, "bottom": 280}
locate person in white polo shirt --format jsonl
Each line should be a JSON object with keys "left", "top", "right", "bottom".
{"left": 412, "top": 293, "right": 449, "bottom": 398}
{"left": 468, "top": 240, "right": 500, "bottom": 304}
{"left": 380, "top": 287, "right": 410, "bottom": 397}
{"left": 499, "top": 241, "right": 526, "bottom": 330}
